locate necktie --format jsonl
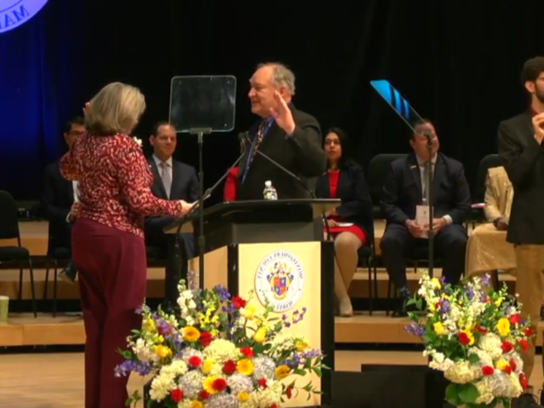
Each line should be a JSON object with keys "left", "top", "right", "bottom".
{"left": 421, "top": 162, "right": 433, "bottom": 203}
{"left": 160, "top": 162, "right": 171, "bottom": 199}
{"left": 241, "top": 121, "right": 267, "bottom": 182}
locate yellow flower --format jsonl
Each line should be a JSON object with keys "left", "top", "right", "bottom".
{"left": 238, "top": 392, "right": 250, "bottom": 402}
{"left": 433, "top": 322, "right": 446, "bottom": 336}
{"left": 183, "top": 326, "right": 201, "bottom": 342}
{"left": 143, "top": 318, "right": 156, "bottom": 332}
{"left": 237, "top": 359, "right": 254, "bottom": 376}
{"left": 254, "top": 328, "right": 267, "bottom": 343}
{"left": 496, "top": 359, "right": 509, "bottom": 371}
{"left": 202, "top": 359, "right": 215, "bottom": 375}
{"left": 275, "top": 365, "right": 291, "bottom": 379}
{"left": 295, "top": 340, "right": 309, "bottom": 351}
{"left": 244, "top": 304, "right": 257, "bottom": 320}
{"left": 495, "top": 297, "right": 504, "bottom": 307}
{"left": 496, "top": 318, "right": 511, "bottom": 337}
{"left": 155, "top": 345, "right": 172, "bottom": 359}
{"left": 203, "top": 376, "right": 220, "bottom": 395}
{"left": 192, "top": 401, "right": 203, "bottom": 408}
{"left": 430, "top": 277, "right": 441, "bottom": 289}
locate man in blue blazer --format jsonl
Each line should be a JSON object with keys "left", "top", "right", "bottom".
{"left": 380, "top": 120, "right": 471, "bottom": 317}
{"left": 144, "top": 122, "right": 199, "bottom": 258}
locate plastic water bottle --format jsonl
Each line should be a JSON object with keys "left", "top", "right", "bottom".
{"left": 263, "top": 180, "right": 278, "bottom": 200}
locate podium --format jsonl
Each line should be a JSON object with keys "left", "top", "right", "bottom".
{"left": 163, "top": 199, "right": 339, "bottom": 407}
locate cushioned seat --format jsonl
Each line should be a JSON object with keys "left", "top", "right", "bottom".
{"left": 0, "top": 246, "right": 30, "bottom": 261}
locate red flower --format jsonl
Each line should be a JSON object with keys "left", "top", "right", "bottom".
{"left": 503, "top": 366, "right": 512, "bottom": 375}
{"left": 520, "top": 373, "right": 529, "bottom": 390}
{"left": 458, "top": 332, "right": 471, "bottom": 346}
{"left": 475, "top": 326, "right": 488, "bottom": 334}
{"left": 223, "top": 360, "right": 237, "bottom": 375}
{"left": 271, "top": 405, "right": 278, "bottom": 408}
{"left": 199, "top": 390, "right": 210, "bottom": 400}
{"left": 510, "top": 360, "right": 518, "bottom": 371}
{"left": 232, "top": 296, "right": 247, "bottom": 309}
{"left": 482, "top": 366, "right": 494, "bottom": 376}
{"left": 510, "top": 314, "right": 522, "bottom": 325}
{"left": 240, "top": 347, "right": 254, "bottom": 357}
{"left": 258, "top": 378, "right": 268, "bottom": 388}
{"left": 212, "top": 378, "right": 228, "bottom": 392}
{"left": 524, "top": 327, "right": 534, "bottom": 337}
{"left": 199, "top": 332, "right": 213, "bottom": 347}
{"left": 519, "top": 339, "right": 529, "bottom": 352}
{"left": 188, "top": 356, "right": 202, "bottom": 367}
{"left": 286, "top": 387, "right": 293, "bottom": 399}
{"left": 501, "top": 341, "right": 514, "bottom": 353}
{"left": 170, "top": 389, "right": 183, "bottom": 402}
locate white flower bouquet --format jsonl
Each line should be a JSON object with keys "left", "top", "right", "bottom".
{"left": 115, "top": 281, "right": 328, "bottom": 408}
{"left": 406, "top": 272, "right": 534, "bottom": 407}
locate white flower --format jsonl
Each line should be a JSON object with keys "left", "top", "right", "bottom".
{"left": 203, "top": 339, "right": 241, "bottom": 364}
{"left": 444, "top": 361, "right": 481, "bottom": 384}
{"left": 478, "top": 333, "right": 503, "bottom": 360}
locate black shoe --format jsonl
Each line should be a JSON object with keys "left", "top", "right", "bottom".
{"left": 512, "top": 393, "right": 543, "bottom": 408}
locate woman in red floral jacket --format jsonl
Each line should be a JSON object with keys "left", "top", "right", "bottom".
{"left": 60, "top": 82, "right": 192, "bottom": 408}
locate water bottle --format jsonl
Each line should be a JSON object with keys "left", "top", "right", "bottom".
{"left": 263, "top": 180, "right": 278, "bottom": 200}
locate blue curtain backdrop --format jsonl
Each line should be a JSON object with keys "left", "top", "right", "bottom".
{"left": 0, "top": 0, "right": 86, "bottom": 199}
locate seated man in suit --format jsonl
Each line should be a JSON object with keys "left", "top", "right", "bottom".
{"left": 466, "top": 166, "right": 516, "bottom": 278}
{"left": 236, "top": 62, "right": 326, "bottom": 200}
{"left": 380, "top": 120, "right": 471, "bottom": 317}
{"left": 144, "top": 121, "right": 199, "bottom": 259}
{"left": 41, "top": 117, "right": 85, "bottom": 282}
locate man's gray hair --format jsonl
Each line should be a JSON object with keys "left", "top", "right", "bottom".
{"left": 257, "top": 62, "right": 296, "bottom": 96}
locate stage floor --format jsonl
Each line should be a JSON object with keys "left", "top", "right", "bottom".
{"left": 1, "top": 351, "right": 542, "bottom": 408}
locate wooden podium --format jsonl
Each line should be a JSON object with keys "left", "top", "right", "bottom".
{"left": 164, "top": 199, "right": 339, "bottom": 407}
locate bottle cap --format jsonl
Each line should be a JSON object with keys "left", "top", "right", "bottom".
{"left": 265, "top": 180, "right": 272, "bottom": 187}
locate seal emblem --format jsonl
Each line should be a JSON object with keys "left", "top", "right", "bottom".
{"left": 254, "top": 250, "right": 305, "bottom": 312}
{"left": 0, "top": 1, "right": 50, "bottom": 34}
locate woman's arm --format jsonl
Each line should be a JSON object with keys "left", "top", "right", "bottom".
{"left": 336, "top": 165, "right": 373, "bottom": 220}
{"left": 117, "top": 140, "right": 183, "bottom": 216}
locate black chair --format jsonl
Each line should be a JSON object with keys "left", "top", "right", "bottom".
{"left": 0, "top": 190, "right": 37, "bottom": 317}
{"left": 367, "top": 154, "right": 407, "bottom": 219}
{"left": 356, "top": 221, "right": 377, "bottom": 315}
{"left": 43, "top": 230, "right": 72, "bottom": 317}
{"left": 468, "top": 154, "right": 502, "bottom": 228}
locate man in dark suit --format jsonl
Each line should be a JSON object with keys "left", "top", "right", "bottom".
{"left": 236, "top": 62, "right": 326, "bottom": 200}
{"left": 498, "top": 57, "right": 544, "bottom": 408}
{"left": 144, "top": 122, "right": 199, "bottom": 259}
{"left": 380, "top": 120, "right": 471, "bottom": 317}
{"left": 41, "top": 117, "right": 85, "bottom": 282}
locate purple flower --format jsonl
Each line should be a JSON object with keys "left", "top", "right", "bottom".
{"left": 114, "top": 360, "right": 152, "bottom": 377}
{"left": 301, "top": 349, "right": 322, "bottom": 359}
{"left": 405, "top": 322, "right": 425, "bottom": 337}
{"left": 440, "top": 299, "right": 450, "bottom": 313}
{"left": 480, "top": 274, "right": 491, "bottom": 287}
{"left": 284, "top": 353, "right": 302, "bottom": 368}
{"left": 466, "top": 286, "right": 475, "bottom": 301}
{"left": 214, "top": 285, "right": 231, "bottom": 302}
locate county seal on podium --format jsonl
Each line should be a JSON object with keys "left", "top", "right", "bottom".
{"left": 254, "top": 250, "right": 305, "bottom": 312}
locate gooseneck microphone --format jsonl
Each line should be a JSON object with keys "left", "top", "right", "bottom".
{"left": 240, "top": 133, "right": 332, "bottom": 241}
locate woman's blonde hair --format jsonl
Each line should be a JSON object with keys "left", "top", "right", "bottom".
{"left": 85, "top": 82, "right": 146, "bottom": 135}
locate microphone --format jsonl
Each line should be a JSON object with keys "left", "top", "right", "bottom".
{"left": 240, "top": 133, "right": 332, "bottom": 241}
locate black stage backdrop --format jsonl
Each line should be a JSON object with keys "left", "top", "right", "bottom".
{"left": 2, "top": 0, "right": 544, "bottom": 201}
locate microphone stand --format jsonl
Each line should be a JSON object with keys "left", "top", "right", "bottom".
{"left": 424, "top": 133, "right": 435, "bottom": 278}
{"left": 251, "top": 147, "right": 332, "bottom": 240}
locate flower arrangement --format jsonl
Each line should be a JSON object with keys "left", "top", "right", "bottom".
{"left": 116, "top": 280, "right": 327, "bottom": 408}
{"left": 406, "top": 272, "right": 535, "bottom": 407}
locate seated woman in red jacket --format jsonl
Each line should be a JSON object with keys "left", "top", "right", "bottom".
{"left": 223, "top": 136, "right": 247, "bottom": 201}
{"left": 316, "top": 128, "right": 373, "bottom": 316}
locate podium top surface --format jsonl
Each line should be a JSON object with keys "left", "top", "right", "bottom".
{"left": 164, "top": 198, "right": 340, "bottom": 234}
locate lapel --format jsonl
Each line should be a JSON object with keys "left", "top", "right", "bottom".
{"left": 148, "top": 158, "right": 168, "bottom": 199}
{"left": 236, "top": 120, "right": 269, "bottom": 181}
{"left": 318, "top": 172, "right": 331, "bottom": 198}
{"left": 432, "top": 155, "right": 446, "bottom": 204}
{"left": 170, "top": 161, "right": 182, "bottom": 200}
{"left": 407, "top": 154, "right": 423, "bottom": 202}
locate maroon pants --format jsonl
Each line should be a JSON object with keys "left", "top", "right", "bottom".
{"left": 72, "top": 218, "right": 147, "bottom": 408}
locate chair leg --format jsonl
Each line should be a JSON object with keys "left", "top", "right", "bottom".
{"left": 53, "top": 259, "right": 58, "bottom": 317}
{"left": 43, "top": 259, "right": 50, "bottom": 300}
{"left": 18, "top": 268, "right": 23, "bottom": 301}
{"left": 367, "top": 262, "right": 373, "bottom": 316}
{"left": 28, "top": 258, "right": 37, "bottom": 318}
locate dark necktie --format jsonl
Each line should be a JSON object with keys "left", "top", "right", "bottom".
{"left": 241, "top": 121, "right": 267, "bottom": 182}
